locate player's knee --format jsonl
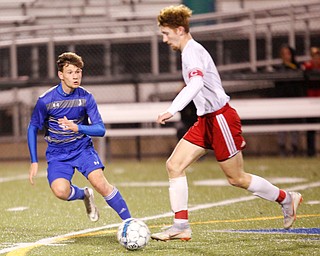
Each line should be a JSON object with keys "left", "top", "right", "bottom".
{"left": 166, "top": 159, "right": 183, "bottom": 176}
{"left": 51, "top": 186, "right": 69, "bottom": 200}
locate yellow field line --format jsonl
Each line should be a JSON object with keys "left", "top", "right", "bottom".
{"left": 189, "top": 213, "right": 320, "bottom": 226}
{"left": 6, "top": 214, "right": 320, "bottom": 256}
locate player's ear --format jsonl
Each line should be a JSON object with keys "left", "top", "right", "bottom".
{"left": 177, "top": 26, "right": 185, "bottom": 36}
{"left": 58, "top": 71, "right": 63, "bottom": 80}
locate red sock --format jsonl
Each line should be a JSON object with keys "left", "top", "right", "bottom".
{"left": 276, "top": 189, "right": 286, "bottom": 203}
{"left": 175, "top": 210, "right": 188, "bottom": 220}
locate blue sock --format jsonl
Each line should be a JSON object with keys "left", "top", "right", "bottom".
{"left": 104, "top": 187, "right": 131, "bottom": 220}
{"left": 67, "top": 185, "right": 85, "bottom": 201}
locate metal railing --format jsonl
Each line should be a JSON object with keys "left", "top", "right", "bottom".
{"left": 0, "top": 0, "right": 319, "bottom": 159}
{"left": 0, "top": 1, "right": 319, "bottom": 82}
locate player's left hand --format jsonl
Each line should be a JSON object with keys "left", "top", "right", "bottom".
{"left": 58, "top": 116, "right": 79, "bottom": 132}
{"left": 157, "top": 112, "right": 173, "bottom": 125}
{"left": 29, "top": 162, "right": 38, "bottom": 185}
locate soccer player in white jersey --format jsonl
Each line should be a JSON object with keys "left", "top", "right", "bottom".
{"left": 151, "top": 5, "right": 302, "bottom": 241}
{"left": 28, "top": 52, "right": 131, "bottom": 222}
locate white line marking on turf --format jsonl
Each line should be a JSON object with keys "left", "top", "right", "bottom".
{"left": 193, "top": 177, "right": 307, "bottom": 186}
{"left": 118, "top": 177, "right": 307, "bottom": 187}
{"left": 0, "top": 173, "right": 307, "bottom": 187}
{"left": 0, "top": 173, "right": 46, "bottom": 183}
{"left": 6, "top": 207, "right": 28, "bottom": 212}
{"left": 268, "top": 177, "right": 307, "bottom": 184}
{"left": 118, "top": 181, "right": 169, "bottom": 187}
{"left": 306, "top": 200, "right": 320, "bottom": 205}
{"left": 1, "top": 181, "right": 320, "bottom": 255}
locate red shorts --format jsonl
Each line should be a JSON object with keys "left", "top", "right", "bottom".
{"left": 183, "top": 103, "right": 245, "bottom": 161}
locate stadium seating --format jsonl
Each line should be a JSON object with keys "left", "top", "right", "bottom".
{"left": 0, "top": 0, "right": 182, "bottom": 27}
{"left": 0, "top": 1, "right": 319, "bottom": 159}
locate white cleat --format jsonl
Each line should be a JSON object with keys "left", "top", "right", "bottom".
{"left": 151, "top": 225, "right": 192, "bottom": 242}
{"left": 281, "top": 191, "right": 303, "bottom": 229}
{"left": 84, "top": 187, "right": 99, "bottom": 222}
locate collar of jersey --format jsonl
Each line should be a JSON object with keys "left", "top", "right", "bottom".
{"left": 57, "top": 83, "right": 74, "bottom": 97}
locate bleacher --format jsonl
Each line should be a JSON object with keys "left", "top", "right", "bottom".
{"left": 0, "top": 0, "right": 319, "bottom": 75}
{"left": 0, "top": 0, "right": 182, "bottom": 27}
{"left": 0, "top": 0, "right": 319, "bottom": 159}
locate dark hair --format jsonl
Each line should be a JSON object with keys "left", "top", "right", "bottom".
{"left": 279, "top": 44, "right": 298, "bottom": 66}
{"left": 56, "top": 52, "right": 84, "bottom": 72}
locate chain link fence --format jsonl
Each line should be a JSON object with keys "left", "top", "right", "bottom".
{"left": 0, "top": 0, "right": 319, "bottom": 160}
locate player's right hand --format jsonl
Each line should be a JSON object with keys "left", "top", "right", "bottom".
{"left": 29, "top": 162, "right": 39, "bottom": 185}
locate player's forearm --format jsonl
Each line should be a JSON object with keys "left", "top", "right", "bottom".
{"left": 27, "top": 124, "right": 38, "bottom": 163}
{"left": 78, "top": 122, "right": 106, "bottom": 137}
{"left": 167, "top": 76, "right": 203, "bottom": 115}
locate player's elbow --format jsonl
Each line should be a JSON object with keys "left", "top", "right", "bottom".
{"left": 99, "top": 129, "right": 106, "bottom": 137}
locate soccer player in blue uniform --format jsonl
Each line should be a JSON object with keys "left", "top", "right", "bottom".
{"left": 27, "top": 52, "right": 131, "bottom": 222}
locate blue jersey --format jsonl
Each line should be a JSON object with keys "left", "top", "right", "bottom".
{"left": 30, "top": 83, "right": 103, "bottom": 149}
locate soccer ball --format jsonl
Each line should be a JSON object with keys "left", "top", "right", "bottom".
{"left": 117, "top": 218, "right": 151, "bottom": 251}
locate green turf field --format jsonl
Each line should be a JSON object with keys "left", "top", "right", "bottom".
{"left": 0, "top": 157, "right": 319, "bottom": 256}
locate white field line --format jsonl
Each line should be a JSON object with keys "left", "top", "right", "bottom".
{"left": 0, "top": 174, "right": 307, "bottom": 186}
{"left": 0, "top": 173, "right": 46, "bottom": 183}
{"left": 1, "top": 181, "right": 320, "bottom": 255}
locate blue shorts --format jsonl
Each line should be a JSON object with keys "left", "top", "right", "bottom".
{"left": 47, "top": 143, "right": 105, "bottom": 186}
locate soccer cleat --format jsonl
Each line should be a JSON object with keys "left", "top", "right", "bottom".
{"left": 281, "top": 191, "right": 303, "bottom": 229}
{"left": 151, "top": 225, "right": 192, "bottom": 241}
{"left": 84, "top": 187, "right": 99, "bottom": 222}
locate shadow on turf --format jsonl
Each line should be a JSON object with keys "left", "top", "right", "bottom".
{"left": 73, "top": 235, "right": 116, "bottom": 246}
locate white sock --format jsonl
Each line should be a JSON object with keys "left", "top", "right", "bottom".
{"left": 169, "top": 176, "right": 188, "bottom": 213}
{"left": 247, "top": 174, "right": 280, "bottom": 201}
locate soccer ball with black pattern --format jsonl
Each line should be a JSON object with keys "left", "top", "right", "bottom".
{"left": 117, "top": 218, "right": 151, "bottom": 250}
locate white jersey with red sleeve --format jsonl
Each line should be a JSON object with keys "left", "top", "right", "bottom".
{"left": 167, "top": 39, "right": 230, "bottom": 116}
